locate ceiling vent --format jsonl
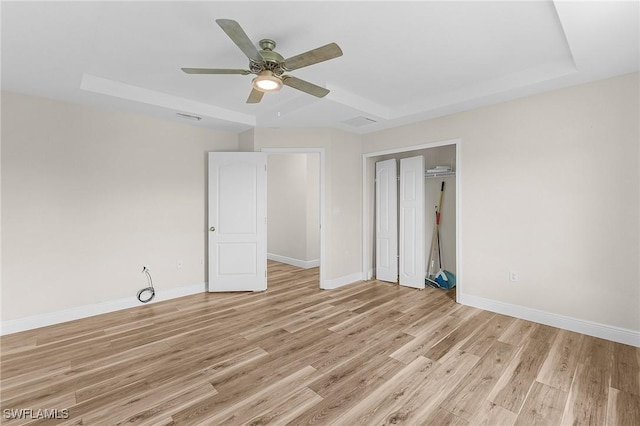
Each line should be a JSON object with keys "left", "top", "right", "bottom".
{"left": 342, "top": 116, "right": 377, "bottom": 127}
{"left": 176, "top": 112, "right": 202, "bottom": 121}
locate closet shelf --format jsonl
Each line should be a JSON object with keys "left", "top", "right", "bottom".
{"left": 392, "top": 170, "right": 456, "bottom": 181}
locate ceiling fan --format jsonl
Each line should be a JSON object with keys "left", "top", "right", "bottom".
{"left": 181, "top": 19, "right": 343, "bottom": 104}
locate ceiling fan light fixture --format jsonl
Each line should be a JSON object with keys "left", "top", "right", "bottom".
{"left": 252, "top": 70, "right": 282, "bottom": 92}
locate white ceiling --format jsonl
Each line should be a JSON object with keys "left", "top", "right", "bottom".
{"left": 2, "top": 1, "right": 638, "bottom": 134}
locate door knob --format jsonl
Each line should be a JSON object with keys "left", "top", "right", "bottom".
{"left": 209, "top": 226, "right": 216, "bottom": 232}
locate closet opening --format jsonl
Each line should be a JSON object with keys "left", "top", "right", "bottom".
{"left": 362, "top": 139, "right": 460, "bottom": 301}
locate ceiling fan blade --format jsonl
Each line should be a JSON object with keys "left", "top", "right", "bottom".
{"left": 181, "top": 68, "right": 251, "bottom": 75}
{"left": 282, "top": 76, "right": 330, "bottom": 98}
{"left": 283, "top": 43, "right": 343, "bottom": 71}
{"left": 246, "top": 88, "right": 264, "bottom": 104}
{"left": 215, "top": 19, "right": 263, "bottom": 63}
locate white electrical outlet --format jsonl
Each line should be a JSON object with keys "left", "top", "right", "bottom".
{"left": 177, "top": 260, "right": 183, "bottom": 269}
{"left": 509, "top": 271, "right": 518, "bottom": 282}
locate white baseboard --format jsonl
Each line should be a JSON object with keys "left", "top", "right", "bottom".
{"left": 322, "top": 272, "right": 364, "bottom": 290}
{"left": 367, "top": 269, "right": 374, "bottom": 280}
{"left": 268, "top": 253, "right": 320, "bottom": 269}
{"left": 0, "top": 283, "right": 205, "bottom": 336}
{"left": 458, "top": 293, "right": 640, "bottom": 348}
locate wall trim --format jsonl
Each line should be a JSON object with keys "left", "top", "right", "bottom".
{"left": 0, "top": 283, "right": 204, "bottom": 336}
{"left": 367, "top": 268, "right": 375, "bottom": 280}
{"left": 459, "top": 293, "right": 640, "bottom": 348}
{"left": 268, "top": 253, "right": 320, "bottom": 269}
{"left": 322, "top": 272, "right": 363, "bottom": 290}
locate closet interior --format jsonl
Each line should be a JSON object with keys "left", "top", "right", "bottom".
{"left": 369, "top": 144, "right": 457, "bottom": 290}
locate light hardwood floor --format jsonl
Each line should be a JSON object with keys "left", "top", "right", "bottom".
{"left": 1, "top": 261, "right": 639, "bottom": 425}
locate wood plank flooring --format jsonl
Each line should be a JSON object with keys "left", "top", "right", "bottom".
{"left": 1, "top": 261, "right": 639, "bottom": 425}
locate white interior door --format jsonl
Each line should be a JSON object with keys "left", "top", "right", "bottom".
{"left": 399, "top": 155, "right": 425, "bottom": 289}
{"left": 208, "top": 152, "right": 267, "bottom": 292}
{"left": 375, "top": 159, "right": 398, "bottom": 283}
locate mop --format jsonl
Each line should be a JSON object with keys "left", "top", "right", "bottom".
{"left": 426, "top": 181, "right": 457, "bottom": 289}
{"left": 426, "top": 182, "right": 445, "bottom": 288}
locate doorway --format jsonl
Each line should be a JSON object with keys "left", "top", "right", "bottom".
{"left": 263, "top": 148, "right": 325, "bottom": 289}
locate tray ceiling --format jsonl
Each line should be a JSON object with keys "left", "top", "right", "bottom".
{"left": 2, "top": 1, "right": 638, "bottom": 133}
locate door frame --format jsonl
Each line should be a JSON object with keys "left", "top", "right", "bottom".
{"left": 362, "top": 138, "right": 461, "bottom": 301}
{"left": 261, "top": 147, "right": 326, "bottom": 289}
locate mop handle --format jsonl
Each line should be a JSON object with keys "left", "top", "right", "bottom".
{"left": 436, "top": 182, "right": 445, "bottom": 224}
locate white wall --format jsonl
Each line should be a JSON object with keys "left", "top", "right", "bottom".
{"left": 267, "top": 153, "right": 319, "bottom": 266}
{"left": 1, "top": 92, "right": 239, "bottom": 323}
{"left": 363, "top": 72, "right": 640, "bottom": 337}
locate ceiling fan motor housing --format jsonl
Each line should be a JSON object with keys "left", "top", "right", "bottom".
{"left": 250, "top": 39, "right": 285, "bottom": 76}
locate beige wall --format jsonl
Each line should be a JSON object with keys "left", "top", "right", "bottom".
{"left": 253, "top": 128, "right": 363, "bottom": 283}
{"left": 363, "top": 72, "right": 640, "bottom": 332}
{"left": 238, "top": 129, "right": 255, "bottom": 152}
{"left": 306, "top": 153, "right": 320, "bottom": 261}
{"left": 3, "top": 72, "right": 637, "bottom": 338}
{"left": 1, "top": 92, "right": 239, "bottom": 321}
{"left": 267, "top": 153, "right": 320, "bottom": 263}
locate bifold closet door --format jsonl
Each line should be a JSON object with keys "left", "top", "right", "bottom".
{"left": 375, "top": 159, "right": 398, "bottom": 283}
{"left": 399, "top": 156, "right": 425, "bottom": 289}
